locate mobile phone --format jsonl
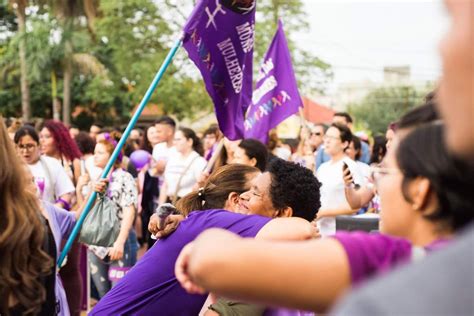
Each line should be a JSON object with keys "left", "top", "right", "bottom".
{"left": 343, "top": 162, "right": 360, "bottom": 190}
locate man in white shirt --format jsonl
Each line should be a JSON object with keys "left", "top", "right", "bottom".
{"left": 316, "top": 123, "right": 363, "bottom": 236}
{"left": 151, "top": 116, "right": 176, "bottom": 182}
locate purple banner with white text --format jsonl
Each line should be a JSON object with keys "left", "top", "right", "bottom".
{"left": 183, "top": 0, "right": 256, "bottom": 140}
{"left": 244, "top": 20, "right": 302, "bottom": 143}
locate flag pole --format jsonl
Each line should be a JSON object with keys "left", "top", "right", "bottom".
{"left": 57, "top": 34, "right": 184, "bottom": 268}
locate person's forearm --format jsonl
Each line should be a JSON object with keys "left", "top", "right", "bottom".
{"left": 255, "top": 217, "right": 314, "bottom": 241}
{"left": 344, "top": 186, "right": 363, "bottom": 209}
{"left": 188, "top": 237, "right": 350, "bottom": 312}
{"left": 158, "top": 182, "right": 168, "bottom": 205}
{"left": 116, "top": 206, "right": 135, "bottom": 245}
{"left": 344, "top": 186, "right": 374, "bottom": 209}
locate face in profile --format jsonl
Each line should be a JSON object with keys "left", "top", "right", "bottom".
{"left": 238, "top": 172, "right": 277, "bottom": 218}
{"left": 39, "top": 128, "right": 56, "bottom": 156}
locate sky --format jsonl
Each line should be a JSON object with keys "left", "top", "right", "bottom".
{"left": 295, "top": 0, "right": 450, "bottom": 89}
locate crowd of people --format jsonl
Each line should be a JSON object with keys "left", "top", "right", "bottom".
{"left": 1, "top": 0, "right": 473, "bottom": 315}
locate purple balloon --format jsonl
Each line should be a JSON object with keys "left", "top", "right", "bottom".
{"left": 130, "top": 150, "right": 151, "bottom": 171}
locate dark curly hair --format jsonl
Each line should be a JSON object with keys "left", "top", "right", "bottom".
{"left": 43, "top": 120, "right": 82, "bottom": 161}
{"left": 397, "top": 123, "right": 474, "bottom": 231}
{"left": 266, "top": 158, "right": 321, "bottom": 222}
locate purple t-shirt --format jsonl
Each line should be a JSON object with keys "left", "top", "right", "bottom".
{"left": 333, "top": 232, "right": 450, "bottom": 285}
{"left": 43, "top": 202, "right": 76, "bottom": 316}
{"left": 91, "top": 209, "right": 271, "bottom": 316}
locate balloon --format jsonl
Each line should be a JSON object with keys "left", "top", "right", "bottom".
{"left": 130, "top": 150, "right": 151, "bottom": 171}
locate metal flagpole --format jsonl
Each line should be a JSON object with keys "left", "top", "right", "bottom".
{"left": 58, "top": 34, "right": 184, "bottom": 267}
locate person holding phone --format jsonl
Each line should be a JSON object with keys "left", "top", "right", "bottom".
{"left": 316, "top": 123, "right": 364, "bottom": 236}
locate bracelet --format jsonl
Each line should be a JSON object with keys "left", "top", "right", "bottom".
{"left": 56, "top": 198, "right": 71, "bottom": 211}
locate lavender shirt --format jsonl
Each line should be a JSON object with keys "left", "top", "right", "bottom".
{"left": 43, "top": 202, "right": 77, "bottom": 316}
{"left": 91, "top": 209, "right": 271, "bottom": 316}
{"left": 333, "top": 232, "right": 450, "bottom": 285}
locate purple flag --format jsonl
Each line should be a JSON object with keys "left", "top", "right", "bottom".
{"left": 244, "top": 20, "right": 302, "bottom": 143}
{"left": 182, "top": 0, "right": 256, "bottom": 140}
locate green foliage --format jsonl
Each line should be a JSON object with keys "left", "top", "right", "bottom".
{"left": 1, "top": 0, "right": 329, "bottom": 125}
{"left": 255, "top": 0, "right": 332, "bottom": 94}
{"left": 348, "top": 85, "right": 434, "bottom": 135}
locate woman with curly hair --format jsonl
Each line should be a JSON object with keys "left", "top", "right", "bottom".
{"left": 39, "top": 120, "right": 84, "bottom": 316}
{"left": 0, "top": 118, "right": 55, "bottom": 315}
{"left": 40, "top": 120, "right": 83, "bottom": 186}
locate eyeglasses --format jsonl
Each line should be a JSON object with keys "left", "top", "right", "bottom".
{"left": 370, "top": 166, "right": 400, "bottom": 185}
{"left": 310, "top": 132, "right": 322, "bottom": 136}
{"left": 17, "top": 143, "right": 37, "bottom": 151}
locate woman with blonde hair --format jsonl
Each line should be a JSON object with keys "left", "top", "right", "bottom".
{"left": 0, "top": 118, "right": 54, "bottom": 315}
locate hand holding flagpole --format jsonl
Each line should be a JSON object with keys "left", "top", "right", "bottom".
{"left": 57, "top": 34, "right": 184, "bottom": 268}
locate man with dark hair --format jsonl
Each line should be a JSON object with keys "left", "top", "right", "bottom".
{"left": 151, "top": 115, "right": 177, "bottom": 178}
{"left": 333, "top": 112, "right": 353, "bottom": 125}
{"left": 316, "top": 123, "right": 363, "bottom": 236}
{"left": 316, "top": 112, "right": 370, "bottom": 169}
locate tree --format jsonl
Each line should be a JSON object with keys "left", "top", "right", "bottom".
{"left": 44, "top": 0, "right": 99, "bottom": 125}
{"left": 348, "top": 85, "right": 434, "bottom": 135}
{"left": 9, "top": 0, "right": 30, "bottom": 121}
{"left": 255, "top": 0, "right": 333, "bottom": 95}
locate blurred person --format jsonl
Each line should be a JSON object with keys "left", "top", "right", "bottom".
{"left": 76, "top": 132, "right": 138, "bottom": 298}
{"left": 158, "top": 127, "right": 207, "bottom": 204}
{"left": 151, "top": 116, "right": 176, "bottom": 181}
{"left": 91, "top": 160, "right": 321, "bottom": 315}
{"left": 308, "top": 124, "right": 326, "bottom": 153}
{"left": 40, "top": 120, "right": 83, "bottom": 185}
{"left": 344, "top": 99, "right": 439, "bottom": 211}
{"left": 40, "top": 120, "right": 84, "bottom": 316}
{"left": 142, "top": 125, "right": 160, "bottom": 153}
{"left": 385, "top": 122, "right": 397, "bottom": 150}
{"left": 0, "top": 118, "right": 56, "bottom": 315}
{"left": 291, "top": 137, "right": 316, "bottom": 172}
{"left": 345, "top": 135, "right": 370, "bottom": 180}
{"left": 370, "top": 135, "right": 387, "bottom": 165}
{"left": 316, "top": 123, "right": 362, "bottom": 236}
{"left": 232, "top": 138, "right": 268, "bottom": 172}
{"left": 316, "top": 113, "right": 370, "bottom": 169}
{"left": 137, "top": 125, "right": 162, "bottom": 248}
{"left": 124, "top": 128, "right": 143, "bottom": 157}
{"left": 333, "top": 2, "right": 474, "bottom": 314}
{"left": 69, "top": 125, "right": 80, "bottom": 139}
{"left": 14, "top": 126, "right": 75, "bottom": 210}
{"left": 89, "top": 123, "right": 102, "bottom": 141}
{"left": 202, "top": 124, "right": 221, "bottom": 160}
{"left": 175, "top": 123, "right": 474, "bottom": 313}
{"left": 6, "top": 117, "right": 22, "bottom": 140}
{"left": 74, "top": 131, "right": 96, "bottom": 159}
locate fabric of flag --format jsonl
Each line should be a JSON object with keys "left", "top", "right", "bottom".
{"left": 244, "top": 20, "right": 303, "bottom": 143}
{"left": 182, "top": 0, "right": 256, "bottom": 140}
